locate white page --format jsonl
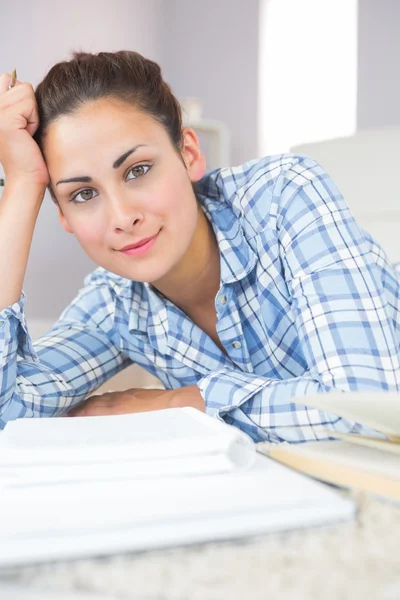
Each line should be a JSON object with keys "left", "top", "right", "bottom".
{"left": 0, "top": 408, "right": 254, "bottom": 466}
{"left": 321, "top": 431, "right": 400, "bottom": 455}
{"left": 281, "top": 440, "right": 400, "bottom": 480}
{"left": 0, "top": 453, "right": 244, "bottom": 486}
{"left": 0, "top": 455, "right": 355, "bottom": 566}
{"left": 2, "top": 408, "right": 225, "bottom": 446}
{"left": 293, "top": 391, "right": 400, "bottom": 439}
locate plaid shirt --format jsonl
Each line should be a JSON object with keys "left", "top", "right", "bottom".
{"left": 1, "top": 154, "right": 400, "bottom": 442}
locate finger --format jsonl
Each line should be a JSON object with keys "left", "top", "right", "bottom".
{"left": 0, "top": 75, "right": 23, "bottom": 96}
{"left": 1, "top": 97, "right": 40, "bottom": 136}
{"left": 68, "top": 406, "right": 101, "bottom": 417}
{"left": 0, "top": 73, "right": 11, "bottom": 95}
{"left": 0, "top": 82, "right": 34, "bottom": 109}
{"left": 66, "top": 406, "right": 88, "bottom": 417}
{"left": 0, "top": 83, "right": 38, "bottom": 135}
{"left": 66, "top": 398, "right": 104, "bottom": 417}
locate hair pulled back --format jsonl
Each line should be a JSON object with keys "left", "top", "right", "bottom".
{"left": 34, "top": 50, "right": 183, "bottom": 153}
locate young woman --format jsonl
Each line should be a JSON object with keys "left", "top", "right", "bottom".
{"left": 0, "top": 50, "right": 399, "bottom": 442}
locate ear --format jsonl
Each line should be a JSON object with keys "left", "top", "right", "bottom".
{"left": 57, "top": 204, "right": 74, "bottom": 234}
{"left": 181, "top": 128, "right": 207, "bottom": 182}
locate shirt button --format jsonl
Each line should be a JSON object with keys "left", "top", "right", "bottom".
{"left": 219, "top": 294, "right": 227, "bottom": 305}
{"left": 232, "top": 341, "right": 242, "bottom": 349}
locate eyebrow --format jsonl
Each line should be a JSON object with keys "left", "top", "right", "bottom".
{"left": 56, "top": 144, "right": 148, "bottom": 186}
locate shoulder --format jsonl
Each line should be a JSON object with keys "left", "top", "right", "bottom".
{"left": 197, "top": 154, "right": 332, "bottom": 236}
{"left": 200, "top": 153, "right": 324, "bottom": 201}
{"left": 56, "top": 267, "right": 137, "bottom": 330}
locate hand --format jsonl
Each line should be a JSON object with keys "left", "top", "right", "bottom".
{"left": 65, "top": 385, "right": 205, "bottom": 417}
{"left": 0, "top": 73, "right": 49, "bottom": 188}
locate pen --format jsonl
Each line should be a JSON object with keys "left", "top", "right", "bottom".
{"left": 8, "top": 68, "right": 17, "bottom": 90}
{"left": 0, "top": 69, "right": 17, "bottom": 186}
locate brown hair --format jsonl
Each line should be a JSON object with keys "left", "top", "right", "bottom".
{"left": 34, "top": 50, "right": 184, "bottom": 200}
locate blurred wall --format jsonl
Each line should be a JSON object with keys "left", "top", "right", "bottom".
{"left": 357, "top": 0, "right": 400, "bottom": 129}
{"left": 1, "top": 0, "right": 398, "bottom": 319}
{"left": 0, "top": 0, "right": 260, "bottom": 319}
{"left": 159, "top": 0, "right": 260, "bottom": 169}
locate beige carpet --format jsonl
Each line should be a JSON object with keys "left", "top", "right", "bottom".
{"left": 1, "top": 489, "right": 399, "bottom": 600}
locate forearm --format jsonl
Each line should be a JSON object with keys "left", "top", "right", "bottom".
{"left": 167, "top": 384, "right": 206, "bottom": 411}
{"left": 123, "top": 385, "right": 205, "bottom": 412}
{"left": 0, "top": 180, "right": 45, "bottom": 310}
{"left": 198, "top": 369, "right": 387, "bottom": 443}
{"left": 66, "top": 385, "right": 205, "bottom": 417}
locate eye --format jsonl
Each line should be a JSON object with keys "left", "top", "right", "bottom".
{"left": 70, "top": 188, "right": 99, "bottom": 204}
{"left": 126, "top": 164, "right": 152, "bottom": 181}
{"left": 69, "top": 164, "right": 152, "bottom": 204}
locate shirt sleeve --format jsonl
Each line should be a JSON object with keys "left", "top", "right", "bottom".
{"left": 0, "top": 275, "right": 132, "bottom": 429}
{"left": 197, "top": 157, "right": 400, "bottom": 443}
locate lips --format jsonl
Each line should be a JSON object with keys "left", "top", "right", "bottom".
{"left": 119, "top": 234, "right": 158, "bottom": 251}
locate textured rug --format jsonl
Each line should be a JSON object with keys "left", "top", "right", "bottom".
{"left": 1, "top": 489, "right": 399, "bottom": 600}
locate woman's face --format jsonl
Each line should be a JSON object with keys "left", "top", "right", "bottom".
{"left": 43, "top": 97, "right": 206, "bottom": 283}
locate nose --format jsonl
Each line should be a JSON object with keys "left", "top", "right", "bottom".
{"left": 108, "top": 192, "right": 143, "bottom": 233}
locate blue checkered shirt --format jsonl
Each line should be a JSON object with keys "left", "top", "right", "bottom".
{"left": 1, "top": 154, "right": 400, "bottom": 442}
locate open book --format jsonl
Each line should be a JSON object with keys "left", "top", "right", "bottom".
{"left": 258, "top": 392, "right": 400, "bottom": 503}
{"left": 0, "top": 408, "right": 355, "bottom": 566}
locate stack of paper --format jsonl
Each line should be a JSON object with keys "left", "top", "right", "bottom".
{"left": 0, "top": 408, "right": 355, "bottom": 566}
{"left": 0, "top": 408, "right": 255, "bottom": 485}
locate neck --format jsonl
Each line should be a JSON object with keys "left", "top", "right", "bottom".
{"left": 152, "top": 206, "right": 220, "bottom": 312}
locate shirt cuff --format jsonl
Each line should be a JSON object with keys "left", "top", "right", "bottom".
{"left": 0, "top": 291, "right": 39, "bottom": 362}
{"left": 198, "top": 368, "right": 268, "bottom": 411}
{"left": 197, "top": 368, "right": 387, "bottom": 443}
{"left": 197, "top": 368, "right": 278, "bottom": 441}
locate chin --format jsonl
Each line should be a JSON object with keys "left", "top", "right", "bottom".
{"left": 102, "top": 258, "right": 174, "bottom": 285}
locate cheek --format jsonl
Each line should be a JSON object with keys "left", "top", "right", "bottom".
{"left": 155, "top": 176, "right": 197, "bottom": 225}
{"left": 73, "top": 221, "right": 104, "bottom": 247}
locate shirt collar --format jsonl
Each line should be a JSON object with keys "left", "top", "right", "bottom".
{"left": 195, "top": 171, "right": 258, "bottom": 285}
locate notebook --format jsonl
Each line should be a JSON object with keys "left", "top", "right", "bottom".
{"left": 0, "top": 408, "right": 355, "bottom": 566}
{"left": 258, "top": 391, "right": 400, "bottom": 503}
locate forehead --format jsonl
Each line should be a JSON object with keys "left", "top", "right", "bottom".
{"left": 43, "top": 98, "right": 168, "bottom": 165}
